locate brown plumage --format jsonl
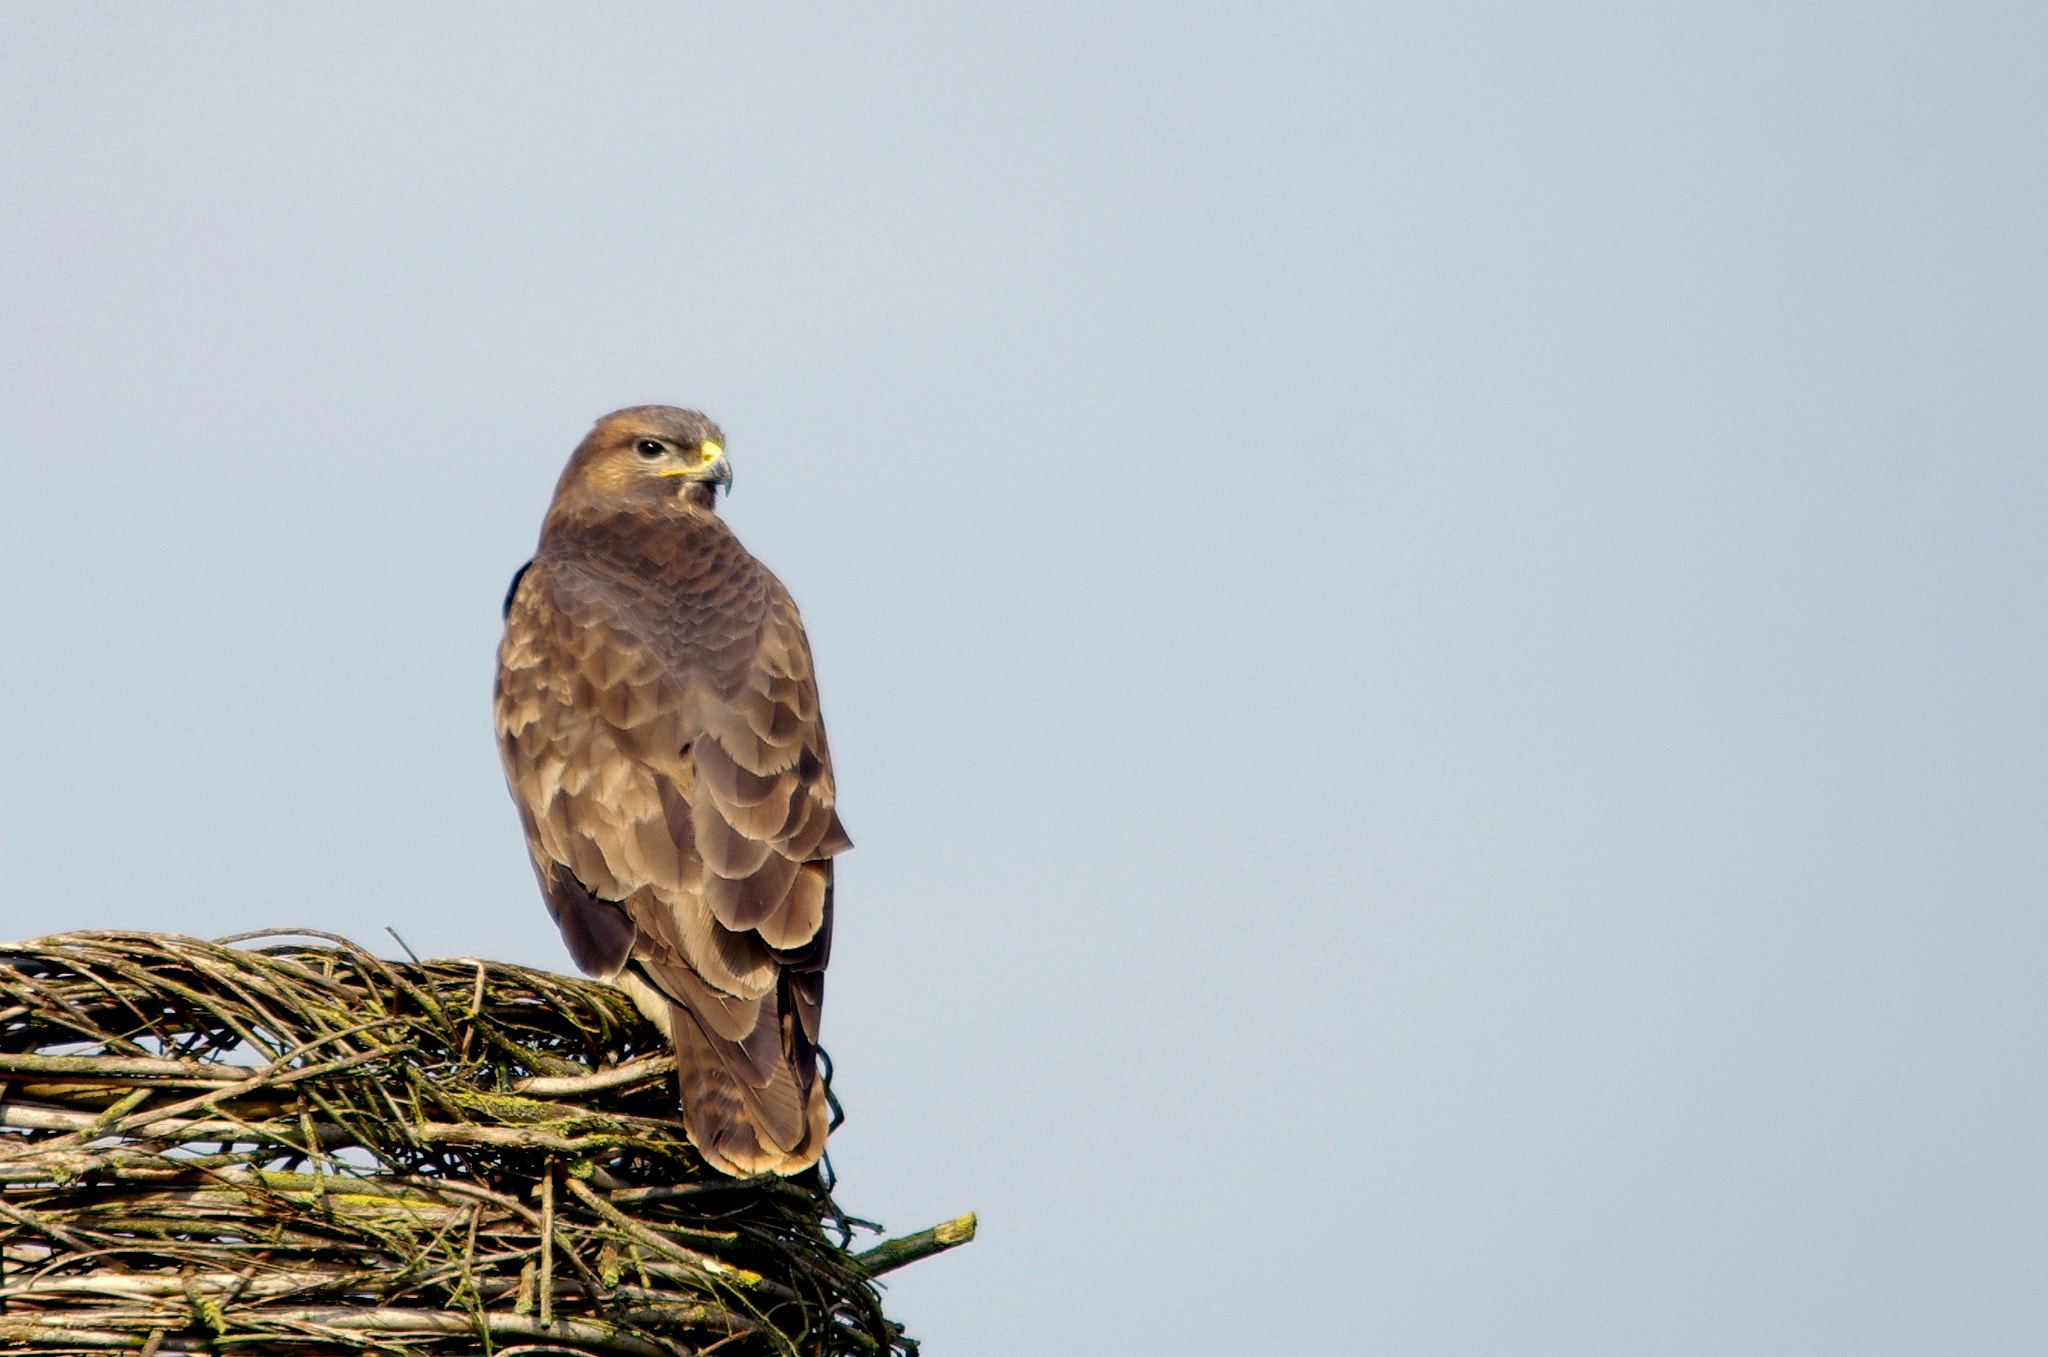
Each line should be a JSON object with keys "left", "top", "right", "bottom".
{"left": 494, "top": 407, "right": 849, "bottom": 1176}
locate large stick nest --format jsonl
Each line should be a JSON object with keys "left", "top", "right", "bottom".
{"left": 0, "top": 931, "right": 971, "bottom": 1357}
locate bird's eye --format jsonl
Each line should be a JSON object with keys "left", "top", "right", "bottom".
{"left": 635, "top": 439, "right": 665, "bottom": 458}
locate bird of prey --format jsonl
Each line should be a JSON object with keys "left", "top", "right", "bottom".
{"left": 494, "top": 407, "right": 849, "bottom": 1176}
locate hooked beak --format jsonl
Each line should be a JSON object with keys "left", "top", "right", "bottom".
{"left": 703, "top": 444, "right": 733, "bottom": 495}
{"left": 658, "top": 440, "right": 732, "bottom": 496}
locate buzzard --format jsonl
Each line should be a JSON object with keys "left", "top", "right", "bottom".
{"left": 494, "top": 407, "right": 849, "bottom": 1176}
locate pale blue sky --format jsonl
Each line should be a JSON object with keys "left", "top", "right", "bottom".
{"left": 2, "top": 5, "right": 2044, "bottom": 1352}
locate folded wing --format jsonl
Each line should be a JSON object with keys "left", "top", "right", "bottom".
{"left": 495, "top": 541, "right": 847, "bottom": 1175}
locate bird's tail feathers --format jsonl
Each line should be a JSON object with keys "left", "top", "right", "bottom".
{"left": 671, "top": 1001, "right": 828, "bottom": 1175}
{"left": 611, "top": 965, "right": 828, "bottom": 1176}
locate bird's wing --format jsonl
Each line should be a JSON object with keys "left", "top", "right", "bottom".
{"left": 496, "top": 555, "right": 691, "bottom": 978}
{"left": 495, "top": 541, "right": 844, "bottom": 1172}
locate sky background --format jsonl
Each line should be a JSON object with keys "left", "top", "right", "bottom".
{"left": 2, "top": 4, "right": 2044, "bottom": 1352}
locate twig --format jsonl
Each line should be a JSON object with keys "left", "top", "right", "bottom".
{"left": 385, "top": 927, "right": 423, "bottom": 965}
{"left": 513, "top": 1056, "right": 677, "bottom": 1097}
{"left": 0, "top": 1197, "right": 95, "bottom": 1253}
{"left": 562, "top": 1177, "right": 787, "bottom": 1297}
{"left": 539, "top": 1159, "right": 555, "bottom": 1331}
{"left": 855, "top": 1213, "right": 979, "bottom": 1277}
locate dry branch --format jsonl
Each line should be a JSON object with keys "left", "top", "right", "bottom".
{"left": 854, "top": 1214, "right": 979, "bottom": 1277}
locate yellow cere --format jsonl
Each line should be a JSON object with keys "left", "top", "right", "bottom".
{"left": 656, "top": 441, "right": 724, "bottom": 478}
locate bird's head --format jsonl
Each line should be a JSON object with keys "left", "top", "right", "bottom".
{"left": 556, "top": 406, "right": 733, "bottom": 513}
